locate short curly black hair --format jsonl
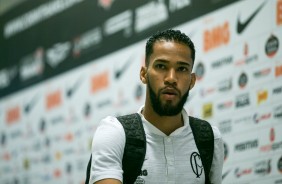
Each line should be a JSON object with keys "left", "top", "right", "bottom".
{"left": 145, "top": 29, "right": 195, "bottom": 67}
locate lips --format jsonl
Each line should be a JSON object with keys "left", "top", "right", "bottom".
{"left": 161, "top": 87, "right": 179, "bottom": 100}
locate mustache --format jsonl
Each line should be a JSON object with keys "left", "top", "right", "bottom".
{"left": 159, "top": 85, "right": 181, "bottom": 96}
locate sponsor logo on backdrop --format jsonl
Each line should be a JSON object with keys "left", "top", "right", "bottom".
{"left": 114, "top": 55, "right": 134, "bottom": 80}
{"left": 217, "top": 100, "right": 233, "bottom": 111}
{"left": 5, "top": 106, "right": 21, "bottom": 125}
{"left": 219, "top": 119, "right": 232, "bottom": 134}
{"left": 39, "top": 119, "right": 47, "bottom": 132}
{"left": 204, "top": 21, "right": 230, "bottom": 52}
{"left": 51, "top": 116, "right": 64, "bottom": 125}
{"left": 23, "top": 158, "right": 30, "bottom": 170}
{"left": 253, "top": 67, "right": 271, "bottom": 78}
{"left": 257, "top": 89, "right": 268, "bottom": 105}
{"left": 236, "top": 1, "right": 266, "bottom": 34}
{"left": 20, "top": 48, "right": 44, "bottom": 81}
{"left": 274, "top": 105, "right": 282, "bottom": 119}
{"left": 98, "top": 0, "right": 115, "bottom": 10}
{"left": 66, "top": 76, "right": 83, "bottom": 98}
{"left": 66, "top": 162, "right": 72, "bottom": 174}
{"left": 238, "top": 72, "right": 248, "bottom": 89}
{"left": 42, "top": 153, "right": 51, "bottom": 163}
{"left": 278, "top": 155, "right": 282, "bottom": 173}
{"left": 211, "top": 56, "right": 233, "bottom": 69}
{"left": 235, "top": 139, "right": 258, "bottom": 152}
{"left": 97, "top": 99, "right": 112, "bottom": 108}
{"left": 223, "top": 142, "right": 229, "bottom": 161}
{"left": 64, "top": 132, "right": 74, "bottom": 142}
{"left": 265, "top": 34, "right": 279, "bottom": 57}
{"left": 234, "top": 167, "right": 252, "bottom": 178}
{"left": 135, "top": 1, "right": 168, "bottom": 33}
{"left": 254, "top": 159, "right": 271, "bottom": 176}
{"left": 273, "top": 85, "right": 282, "bottom": 95}
{"left": 275, "top": 64, "right": 282, "bottom": 77}
{"left": 222, "top": 169, "right": 231, "bottom": 180}
{"left": 253, "top": 112, "right": 271, "bottom": 124}
{"left": 84, "top": 103, "right": 92, "bottom": 118}
{"left": 260, "top": 128, "right": 282, "bottom": 152}
{"left": 278, "top": 0, "right": 282, "bottom": 25}
{"left": 46, "top": 90, "right": 62, "bottom": 110}
{"left": 3, "top": 0, "right": 84, "bottom": 38}
{"left": 73, "top": 28, "right": 102, "bottom": 57}
{"left": 55, "top": 151, "right": 63, "bottom": 161}
{"left": 45, "top": 137, "right": 50, "bottom": 147}
{"left": 91, "top": 71, "right": 109, "bottom": 93}
{"left": 235, "top": 93, "right": 250, "bottom": 108}
{"left": 195, "top": 62, "right": 205, "bottom": 81}
{"left": 0, "top": 67, "right": 17, "bottom": 89}
{"left": 2, "top": 151, "right": 11, "bottom": 161}
{"left": 46, "top": 42, "right": 71, "bottom": 68}
{"left": 202, "top": 103, "right": 213, "bottom": 118}
{"left": 218, "top": 78, "right": 232, "bottom": 92}
{"left": 24, "top": 94, "right": 39, "bottom": 114}
{"left": 53, "top": 168, "right": 62, "bottom": 178}
{"left": 1, "top": 132, "right": 7, "bottom": 146}
{"left": 234, "top": 43, "right": 258, "bottom": 66}
{"left": 200, "top": 87, "right": 216, "bottom": 97}
{"left": 105, "top": 10, "right": 133, "bottom": 36}
{"left": 169, "top": 0, "right": 191, "bottom": 12}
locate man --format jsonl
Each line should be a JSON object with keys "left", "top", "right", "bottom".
{"left": 89, "top": 29, "right": 224, "bottom": 184}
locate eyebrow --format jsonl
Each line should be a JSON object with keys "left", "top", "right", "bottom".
{"left": 155, "top": 59, "right": 191, "bottom": 66}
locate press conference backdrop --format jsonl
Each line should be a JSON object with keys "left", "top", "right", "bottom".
{"left": 0, "top": 0, "right": 281, "bottom": 183}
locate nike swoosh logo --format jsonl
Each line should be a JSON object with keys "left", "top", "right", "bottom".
{"left": 66, "top": 76, "right": 83, "bottom": 98}
{"left": 237, "top": 1, "right": 266, "bottom": 34}
{"left": 24, "top": 94, "right": 39, "bottom": 114}
{"left": 222, "top": 169, "right": 231, "bottom": 180}
{"left": 114, "top": 55, "right": 134, "bottom": 80}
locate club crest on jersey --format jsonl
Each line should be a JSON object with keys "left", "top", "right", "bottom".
{"left": 190, "top": 152, "right": 203, "bottom": 178}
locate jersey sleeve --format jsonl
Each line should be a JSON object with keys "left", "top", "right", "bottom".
{"left": 89, "top": 116, "right": 125, "bottom": 184}
{"left": 209, "top": 126, "right": 224, "bottom": 184}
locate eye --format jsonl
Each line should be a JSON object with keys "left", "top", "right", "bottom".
{"left": 155, "top": 64, "right": 166, "bottom": 70}
{"left": 177, "top": 66, "right": 189, "bottom": 72}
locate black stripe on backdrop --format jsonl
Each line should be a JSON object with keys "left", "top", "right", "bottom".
{"left": 0, "top": 0, "right": 239, "bottom": 98}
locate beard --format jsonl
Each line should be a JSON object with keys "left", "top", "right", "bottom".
{"left": 147, "top": 78, "right": 189, "bottom": 116}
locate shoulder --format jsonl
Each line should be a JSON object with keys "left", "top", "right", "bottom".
{"left": 96, "top": 116, "right": 124, "bottom": 132}
{"left": 211, "top": 125, "right": 222, "bottom": 140}
{"left": 93, "top": 116, "right": 125, "bottom": 145}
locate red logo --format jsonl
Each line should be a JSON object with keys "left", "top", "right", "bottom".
{"left": 98, "top": 0, "right": 115, "bottom": 10}
{"left": 203, "top": 21, "right": 230, "bottom": 52}
{"left": 91, "top": 71, "right": 109, "bottom": 93}
{"left": 270, "top": 128, "right": 275, "bottom": 143}
{"left": 46, "top": 90, "right": 62, "bottom": 110}
{"left": 277, "top": 0, "right": 282, "bottom": 25}
{"left": 6, "top": 106, "right": 20, "bottom": 125}
{"left": 275, "top": 64, "right": 282, "bottom": 77}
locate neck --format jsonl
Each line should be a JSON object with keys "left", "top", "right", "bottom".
{"left": 142, "top": 100, "right": 184, "bottom": 136}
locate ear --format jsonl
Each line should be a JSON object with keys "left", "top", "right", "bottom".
{"left": 189, "top": 73, "right": 196, "bottom": 90}
{"left": 140, "top": 66, "right": 147, "bottom": 84}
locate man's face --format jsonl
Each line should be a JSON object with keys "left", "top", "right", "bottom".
{"left": 141, "top": 40, "right": 196, "bottom": 116}
{"left": 147, "top": 77, "right": 189, "bottom": 116}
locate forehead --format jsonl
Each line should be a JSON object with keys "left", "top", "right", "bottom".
{"left": 150, "top": 41, "right": 192, "bottom": 62}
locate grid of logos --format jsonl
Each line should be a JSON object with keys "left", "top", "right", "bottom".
{"left": 0, "top": 0, "right": 282, "bottom": 183}
{"left": 186, "top": 0, "right": 282, "bottom": 183}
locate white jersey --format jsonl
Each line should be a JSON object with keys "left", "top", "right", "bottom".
{"left": 89, "top": 108, "right": 224, "bottom": 184}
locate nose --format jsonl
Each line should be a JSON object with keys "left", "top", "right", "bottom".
{"left": 164, "top": 69, "right": 177, "bottom": 85}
